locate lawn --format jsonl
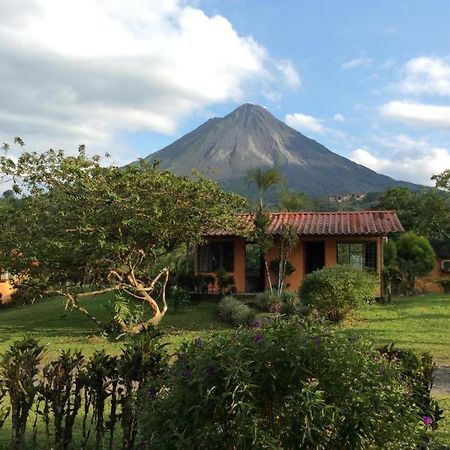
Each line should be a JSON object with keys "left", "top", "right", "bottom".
{"left": 341, "top": 293, "right": 450, "bottom": 365}
{"left": 0, "top": 293, "right": 228, "bottom": 361}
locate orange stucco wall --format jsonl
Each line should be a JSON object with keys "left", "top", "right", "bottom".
{"left": 0, "top": 280, "right": 14, "bottom": 304}
{"left": 264, "top": 236, "right": 382, "bottom": 294}
{"left": 195, "top": 237, "right": 247, "bottom": 293}
{"left": 197, "top": 235, "right": 383, "bottom": 295}
{"left": 416, "top": 258, "right": 450, "bottom": 293}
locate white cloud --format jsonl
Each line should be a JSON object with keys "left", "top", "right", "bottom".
{"left": 400, "top": 56, "right": 450, "bottom": 96}
{"left": 351, "top": 148, "right": 389, "bottom": 172}
{"left": 276, "top": 60, "right": 301, "bottom": 90}
{"left": 381, "top": 101, "right": 450, "bottom": 129}
{"left": 285, "top": 113, "right": 326, "bottom": 134}
{"left": 333, "top": 113, "right": 345, "bottom": 122}
{"left": 341, "top": 57, "right": 373, "bottom": 70}
{"left": 351, "top": 137, "right": 450, "bottom": 185}
{"left": 0, "top": 0, "right": 298, "bottom": 160}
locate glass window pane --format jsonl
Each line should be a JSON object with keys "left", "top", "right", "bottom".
{"left": 198, "top": 244, "right": 211, "bottom": 272}
{"left": 349, "top": 243, "right": 363, "bottom": 269}
{"left": 364, "top": 241, "right": 377, "bottom": 270}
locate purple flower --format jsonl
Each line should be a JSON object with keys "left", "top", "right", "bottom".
{"left": 254, "top": 334, "right": 264, "bottom": 344}
{"left": 194, "top": 337, "right": 202, "bottom": 349}
{"left": 422, "top": 415, "right": 433, "bottom": 426}
{"left": 206, "top": 365, "right": 216, "bottom": 376}
{"left": 182, "top": 368, "right": 191, "bottom": 379}
{"left": 314, "top": 337, "right": 321, "bottom": 349}
{"left": 253, "top": 320, "right": 262, "bottom": 329}
{"left": 146, "top": 387, "right": 157, "bottom": 400}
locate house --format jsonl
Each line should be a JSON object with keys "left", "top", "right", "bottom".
{"left": 416, "top": 240, "right": 450, "bottom": 293}
{"left": 195, "top": 211, "right": 404, "bottom": 295}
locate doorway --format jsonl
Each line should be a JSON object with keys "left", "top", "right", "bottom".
{"left": 245, "top": 244, "right": 265, "bottom": 292}
{"left": 304, "top": 241, "right": 325, "bottom": 275}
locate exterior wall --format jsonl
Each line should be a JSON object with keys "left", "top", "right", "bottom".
{"left": 416, "top": 258, "right": 450, "bottom": 293}
{"left": 195, "top": 237, "right": 246, "bottom": 293}
{"left": 263, "top": 235, "right": 382, "bottom": 294}
{"left": 197, "top": 235, "right": 383, "bottom": 295}
{"left": 0, "top": 280, "right": 14, "bottom": 304}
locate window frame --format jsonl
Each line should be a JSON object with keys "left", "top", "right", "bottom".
{"left": 336, "top": 240, "right": 377, "bottom": 271}
{"left": 198, "top": 241, "right": 235, "bottom": 273}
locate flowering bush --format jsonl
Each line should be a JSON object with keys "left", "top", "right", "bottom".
{"left": 299, "top": 265, "right": 377, "bottom": 322}
{"left": 139, "top": 318, "right": 424, "bottom": 449}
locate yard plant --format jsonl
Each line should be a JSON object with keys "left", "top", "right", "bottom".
{"left": 139, "top": 318, "right": 428, "bottom": 449}
{"left": 299, "top": 265, "right": 377, "bottom": 322}
{"left": 0, "top": 144, "right": 246, "bottom": 332}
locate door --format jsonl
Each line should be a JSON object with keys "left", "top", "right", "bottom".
{"left": 304, "top": 241, "right": 325, "bottom": 275}
{"left": 245, "top": 244, "right": 265, "bottom": 292}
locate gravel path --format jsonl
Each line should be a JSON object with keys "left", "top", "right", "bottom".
{"left": 433, "top": 367, "right": 450, "bottom": 394}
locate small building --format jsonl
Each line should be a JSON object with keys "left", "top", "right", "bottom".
{"left": 195, "top": 210, "right": 403, "bottom": 294}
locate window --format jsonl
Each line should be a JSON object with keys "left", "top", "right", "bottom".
{"left": 337, "top": 241, "right": 377, "bottom": 270}
{"left": 198, "top": 241, "right": 234, "bottom": 272}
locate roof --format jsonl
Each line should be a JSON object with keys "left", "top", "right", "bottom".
{"left": 206, "top": 211, "right": 404, "bottom": 237}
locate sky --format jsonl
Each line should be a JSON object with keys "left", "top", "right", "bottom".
{"left": 1, "top": 0, "right": 450, "bottom": 186}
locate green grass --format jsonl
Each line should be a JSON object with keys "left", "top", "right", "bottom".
{"left": 340, "top": 293, "right": 450, "bottom": 365}
{"left": 0, "top": 294, "right": 228, "bottom": 361}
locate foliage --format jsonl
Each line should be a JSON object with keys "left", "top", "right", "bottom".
{"left": 254, "top": 290, "right": 281, "bottom": 312}
{"left": 246, "top": 167, "right": 283, "bottom": 211}
{"left": 0, "top": 327, "right": 167, "bottom": 450}
{"left": 436, "top": 279, "right": 450, "bottom": 293}
{"left": 39, "top": 350, "right": 85, "bottom": 450}
{"left": 397, "top": 232, "right": 436, "bottom": 291}
{"left": 376, "top": 187, "right": 450, "bottom": 240}
{"left": 251, "top": 210, "right": 275, "bottom": 293}
{"left": 0, "top": 144, "right": 246, "bottom": 331}
{"left": 216, "top": 296, "right": 256, "bottom": 327}
{"left": 0, "top": 337, "right": 45, "bottom": 450}
{"left": 169, "top": 286, "right": 191, "bottom": 312}
{"left": 384, "top": 238, "right": 397, "bottom": 267}
{"left": 432, "top": 168, "right": 450, "bottom": 190}
{"left": 299, "top": 265, "right": 377, "bottom": 322}
{"left": 278, "top": 187, "right": 308, "bottom": 211}
{"left": 378, "top": 344, "right": 444, "bottom": 430}
{"left": 215, "top": 268, "right": 235, "bottom": 295}
{"left": 139, "top": 318, "right": 424, "bottom": 449}
{"left": 254, "top": 290, "right": 302, "bottom": 315}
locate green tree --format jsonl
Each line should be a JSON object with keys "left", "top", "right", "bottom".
{"left": 377, "top": 187, "right": 450, "bottom": 240}
{"left": 0, "top": 146, "right": 246, "bottom": 331}
{"left": 396, "top": 232, "right": 435, "bottom": 292}
{"left": 432, "top": 168, "right": 450, "bottom": 190}
{"left": 247, "top": 167, "right": 283, "bottom": 211}
{"left": 278, "top": 187, "right": 308, "bottom": 211}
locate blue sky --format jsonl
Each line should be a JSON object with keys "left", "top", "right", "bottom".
{"left": 1, "top": 0, "right": 450, "bottom": 185}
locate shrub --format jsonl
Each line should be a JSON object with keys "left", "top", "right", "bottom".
{"left": 436, "top": 278, "right": 450, "bottom": 293}
{"left": 254, "top": 291, "right": 280, "bottom": 312}
{"left": 215, "top": 268, "right": 235, "bottom": 294}
{"left": 299, "top": 265, "right": 377, "bottom": 322}
{"left": 397, "top": 232, "right": 436, "bottom": 292}
{"left": 139, "top": 318, "right": 424, "bottom": 449}
{"left": 378, "top": 344, "right": 443, "bottom": 430}
{"left": 216, "top": 296, "right": 256, "bottom": 327}
{"left": 254, "top": 290, "right": 299, "bottom": 314}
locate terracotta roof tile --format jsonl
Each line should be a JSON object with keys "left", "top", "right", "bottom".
{"left": 206, "top": 211, "right": 403, "bottom": 237}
